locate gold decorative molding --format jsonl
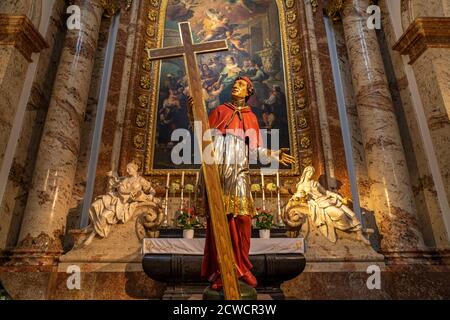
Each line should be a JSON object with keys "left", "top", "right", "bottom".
{"left": 140, "top": 0, "right": 307, "bottom": 177}
{"left": 100, "top": 0, "right": 120, "bottom": 17}
{"left": 0, "top": 15, "right": 48, "bottom": 62}
{"left": 121, "top": 0, "right": 317, "bottom": 183}
{"left": 325, "top": 0, "right": 344, "bottom": 22}
{"left": 393, "top": 17, "right": 450, "bottom": 64}
{"left": 311, "top": 0, "right": 319, "bottom": 13}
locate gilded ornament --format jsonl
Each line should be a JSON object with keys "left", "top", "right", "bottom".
{"left": 142, "top": 57, "right": 151, "bottom": 71}
{"left": 146, "top": 25, "right": 156, "bottom": 38}
{"left": 290, "top": 44, "right": 300, "bottom": 56}
{"left": 149, "top": 0, "right": 160, "bottom": 7}
{"left": 327, "top": 0, "right": 344, "bottom": 22}
{"left": 136, "top": 113, "right": 147, "bottom": 128}
{"left": 300, "top": 136, "right": 311, "bottom": 149}
{"left": 288, "top": 27, "right": 298, "bottom": 39}
{"left": 287, "top": 12, "right": 297, "bottom": 24}
{"left": 293, "top": 60, "right": 302, "bottom": 73}
{"left": 138, "top": 94, "right": 149, "bottom": 108}
{"left": 134, "top": 134, "right": 145, "bottom": 149}
{"left": 145, "top": 39, "right": 156, "bottom": 49}
{"left": 296, "top": 97, "right": 306, "bottom": 109}
{"left": 140, "top": 74, "right": 151, "bottom": 89}
{"left": 294, "top": 79, "right": 305, "bottom": 91}
{"left": 311, "top": 0, "right": 318, "bottom": 13}
{"left": 298, "top": 116, "right": 308, "bottom": 129}
{"left": 99, "top": 0, "right": 120, "bottom": 17}
{"left": 285, "top": 0, "right": 295, "bottom": 9}
{"left": 148, "top": 9, "right": 158, "bottom": 21}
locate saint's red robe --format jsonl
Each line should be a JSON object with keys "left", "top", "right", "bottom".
{"left": 207, "top": 103, "right": 263, "bottom": 150}
{"left": 201, "top": 103, "right": 260, "bottom": 287}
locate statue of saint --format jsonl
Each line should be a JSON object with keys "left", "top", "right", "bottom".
{"left": 293, "top": 166, "right": 370, "bottom": 245}
{"left": 81, "top": 162, "right": 159, "bottom": 247}
{"left": 197, "top": 76, "right": 295, "bottom": 290}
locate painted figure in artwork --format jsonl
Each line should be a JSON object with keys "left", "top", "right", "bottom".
{"left": 153, "top": 0, "right": 293, "bottom": 170}
{"left": 196, "top": 77, "right": 295, "bottom": 290}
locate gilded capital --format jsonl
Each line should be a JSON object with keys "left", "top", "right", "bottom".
{"left": 326, "top": 0, "right": 344, "bottom": 22}
{"left": 68, "top": 0, "right": 121, "bottom": 17}
{"left": 99, "top": 0, "right": 120, "bottom": 17}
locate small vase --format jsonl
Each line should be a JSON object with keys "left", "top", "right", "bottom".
{"left": 183, "top": 229, "right": 194, "bottom": 239}
{"left": 259, "top": 229, "right": 270, "bottom": 239}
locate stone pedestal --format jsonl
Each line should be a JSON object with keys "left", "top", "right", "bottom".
{"left": 142, "top": 253, "right": 306, "bottom": 300}
{"left": 11, "top": 1, "right": 105, "bottom": 265}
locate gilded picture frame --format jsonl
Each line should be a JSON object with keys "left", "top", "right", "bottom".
{"left": 132, "top": 0, "right": 313, "bottom": 178}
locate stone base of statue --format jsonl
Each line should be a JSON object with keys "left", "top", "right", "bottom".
{"left": 203, "top": 281, "right": 257, "bottom": 300}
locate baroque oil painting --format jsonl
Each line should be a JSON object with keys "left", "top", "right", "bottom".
{"left": 151, "top": 0, "right": 292, "bottom": 170}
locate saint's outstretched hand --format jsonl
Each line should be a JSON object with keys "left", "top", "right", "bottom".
{"left": 271, "top": 148, "right": 296, "bottom": 166}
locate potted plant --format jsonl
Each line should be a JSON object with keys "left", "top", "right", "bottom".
{"left": 176, "top": 207, "right": 201, "bottom": 239}
{"left": 255, "top": 210, "right": 274, "bottom": 239}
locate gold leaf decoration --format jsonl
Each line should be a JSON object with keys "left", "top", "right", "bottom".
{"left": 138, "top": 94, "right": 149, "bottom": 108}
{"left": 136, "top": 113, "right": 147, "bottom": 128}
{"left": 287, "top": 11, "right": 297, "bottom": 24}
{"left": 134, "top": 134, "right": 145, "bottom": 149}
{"left": 140, "top": 74, "right": 151, "bottom": 89}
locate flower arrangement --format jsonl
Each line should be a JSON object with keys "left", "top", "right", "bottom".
{"left": 266, "top": 182, "right": 277, "bottom": 192}
{"left": 251, "top": 183, "right": 261, "bottom": 193}
{"left": 255, "top": 210, "right": 274, "bottom": 230}
{"left": 185, "top": 183, "right": 195, "bottom": 193}
{"left": 170, "top": 182, "right": 181, "bottom": 193}
{"left": 175, "top": 207, "right": 202, "bottom": 230}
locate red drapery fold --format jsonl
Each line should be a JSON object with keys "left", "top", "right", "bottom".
{"left": 201, "top": 215, "right": 253, "bottom": 282}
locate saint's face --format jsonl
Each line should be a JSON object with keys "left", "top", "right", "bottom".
{"left": 231, "top": 79, "right": 248, "bottom": 100}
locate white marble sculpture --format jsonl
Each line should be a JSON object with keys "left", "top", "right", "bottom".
{"left": 81, "top": 162, "right": 161, "bottom": 247}
{"left": 291, "top": 166, "right": 370, "bottom": 245}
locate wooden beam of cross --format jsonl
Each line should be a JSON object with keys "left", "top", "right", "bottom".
{"left": 147, "top": 22, "right": 241, "bottom": 300}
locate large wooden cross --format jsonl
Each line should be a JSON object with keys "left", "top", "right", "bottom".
{"left": 147, "top": 22, "right": 241, "bottom": 300}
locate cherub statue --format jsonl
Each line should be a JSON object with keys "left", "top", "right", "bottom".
{"left": 292, "top": 166, "right": 371, "bottom": 245}
{"left": 81, "top": 162, "right": 161, "bottom": 247}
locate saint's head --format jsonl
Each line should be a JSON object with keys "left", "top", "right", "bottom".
{"left": 231, "top": 76, "right": 255, "bottom": 102}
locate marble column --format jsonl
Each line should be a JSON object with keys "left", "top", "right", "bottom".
{"left": 337, "top": 0, "right": 425, "bottom": 256}
{"left": 12, "top": 0, "right": 106, "bottom": 264}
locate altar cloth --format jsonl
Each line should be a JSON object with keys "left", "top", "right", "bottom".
{"left": 142, "top": 238, "right": 305, "bottom": 255}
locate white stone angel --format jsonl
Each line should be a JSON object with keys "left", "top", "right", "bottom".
{"left": 293, "top": 166, "right": 370, "bottom": 244}
{"left": 81, "top": 162, "right": 160, "bottom": 247}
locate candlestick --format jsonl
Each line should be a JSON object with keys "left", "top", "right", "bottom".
{"left": 180, "top": 171, "right": 185, "bottom": 210}
{"left": 166, "top": 172, "right": 170, "bottom": 187}
{"left": 261, "top": 172, "right": 266, "bottom": 211}
{"left": 276, "top": 172, "right": 284, "bottom": 227}
{"left": 163, "top": 172, "right": 170, "bottom": 227}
